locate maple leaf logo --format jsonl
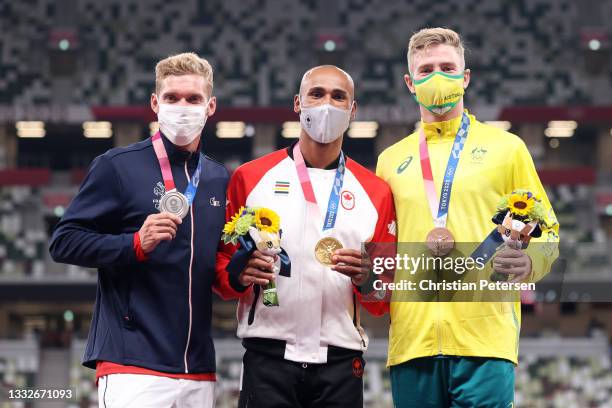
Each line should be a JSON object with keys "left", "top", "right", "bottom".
{"left": 341, "top": 190, "right": 355, "bottom": 210}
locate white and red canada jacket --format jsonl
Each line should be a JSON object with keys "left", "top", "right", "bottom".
{"left": 219, "top": 145, "right": 396, "bottom": 363}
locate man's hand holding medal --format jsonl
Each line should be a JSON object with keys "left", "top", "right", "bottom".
{"left": 138, "top": 213, "right": 182, "bottom": 254}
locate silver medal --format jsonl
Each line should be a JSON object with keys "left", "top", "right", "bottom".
{"left": 159, "top": 190, "right": 189, "bottom": 219}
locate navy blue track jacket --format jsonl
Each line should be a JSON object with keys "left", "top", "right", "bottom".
{"left": 49, "top": 134, "right": 247, "bottom": 374}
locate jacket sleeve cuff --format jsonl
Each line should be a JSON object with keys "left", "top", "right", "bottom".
{"left": 228, "top": 269, "right": 251, "bottom": 293}
{"left": 353, "top": 270, "right": 378, "bottom": 295}
{"left": 132, "top": 232, "right": 148, "bottom": 262}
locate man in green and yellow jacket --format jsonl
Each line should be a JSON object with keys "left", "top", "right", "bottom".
{"left": 376, "top": 27, "right": 559, "bottom": 407}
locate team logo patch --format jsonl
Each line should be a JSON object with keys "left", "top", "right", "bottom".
{"left": 471, "top": 146, "right": 488, "bottom": 162}
{"left": 153, "top": 181, "right": 166, "bottom": 210}
{"left": 274, "top": 181, "right": 290, "bottom": 195}
{"left": 396, "top": 155, "right": 413, "bottom": 174}
{"left": 352, "top": 357, "right": 364, "bottom": 378}
{"left": 341, "top": 190, "right": 355, "bottom": 210}
{"left": 387, "top": 220, "right": 397, "bottom": 236}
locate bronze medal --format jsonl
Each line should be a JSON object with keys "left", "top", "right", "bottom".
{"left": 314, "top": 237, "right": 343, "bottom": 266}
{"left": 426, "top": 227, "right": 455, "bottom": 257}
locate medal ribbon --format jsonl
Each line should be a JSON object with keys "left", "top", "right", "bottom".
{"left": 469, "top": 228, "right": 505, "bottom": 263}
{"left": 293, "top": 143, "right": 345, "bottom": 232}
{"left": 152, "top": 131, "right": 204, "bottom": 206}
{"left": 418, "top": 112, "right": 470, "bottom": 228}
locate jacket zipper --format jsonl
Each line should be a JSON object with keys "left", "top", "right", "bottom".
{"left": 437, "top": 304, "right": 442, "bottom": 355}
{"left": 437, "top": 274, "right": 443, "bottom": 354}
{"left": 297, "top": 191, "right": 309, "bottom": 354}
{"left": 183, "top": 160, "right": 194, "bottom": 373}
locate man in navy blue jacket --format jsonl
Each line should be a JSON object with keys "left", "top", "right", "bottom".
{"left": 50, "top": 52, "right": 249, "bottom": 407}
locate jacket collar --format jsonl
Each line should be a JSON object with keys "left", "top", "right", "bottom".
{"left": 420, "top": 110, "right": 471, "bottom": 142}
{"left": 286, "top": 140, "right": 341, "bottom": 170}
{"left": 158, "top": 132, "right": 202, "bottom": 164}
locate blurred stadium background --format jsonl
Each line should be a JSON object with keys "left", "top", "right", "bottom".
{"left": 1, "top": 0, "right": 612, "bottom": 406}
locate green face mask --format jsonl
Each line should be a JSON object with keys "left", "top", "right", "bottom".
{"left": 411, "top": 71, "right": 465, "bottom": 115}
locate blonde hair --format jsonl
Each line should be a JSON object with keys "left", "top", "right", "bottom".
{"left": 407, "top": 28, "right": 465, "bottom": 74}
{"left": 155, "top": 52, "right": 214, "bottom": 94}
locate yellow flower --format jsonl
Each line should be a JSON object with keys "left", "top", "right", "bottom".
{"left": 255, "top": 208, "right": 280, "bottom": 233}
{"left": 508, "top": 193, "right": 534, "bottom": 217}
{"left": 222, "top": 219, "right": 237, "bottom": 235}
{"left": 223, "top": 206, "right": 244, "bottom": 235}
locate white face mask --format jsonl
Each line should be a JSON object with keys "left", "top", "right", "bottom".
{"left": 157, "top": 102, "right": 208, "bottom": 146}
{"left": 299, "top": 100, "right": 353, "bottom": 144}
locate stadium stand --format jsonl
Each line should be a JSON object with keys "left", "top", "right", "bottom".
{"left": 69, "top": 340, "right": 96, "bottom": 408}
{"left": 0, "top": 339, "right": 38, "bottom": 407}
{"left": 1, "top": 0, "right": 610, "bottom": 107}
{"left": 0, "top": 187, "right": 47, "bottom": 279}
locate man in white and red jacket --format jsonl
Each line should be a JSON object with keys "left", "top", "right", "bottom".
{"left": 218, "top": 65, "right": 397, "bottom": 408}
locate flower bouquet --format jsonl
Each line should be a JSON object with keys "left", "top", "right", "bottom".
{"left": 222, "top": 207, "right": 290, "bottom": 306}
{"left": 489, "top": 189, "right": 549, "bottom": 281}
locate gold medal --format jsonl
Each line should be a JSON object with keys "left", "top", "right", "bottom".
{"left": 426, "top": 227, "right": 455, "bottom": 257}
{"left": 314, "top": 237, "right": 343, "bottom": 266}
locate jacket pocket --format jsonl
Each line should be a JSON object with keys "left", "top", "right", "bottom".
{"left": 458, "top": 313, "right": 516, "bottom": 353}
{"left": 120, "top": 275, "right": 135, "bottom": 330}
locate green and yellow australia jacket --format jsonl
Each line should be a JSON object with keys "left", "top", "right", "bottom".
{"left": 376, "top": 111, "right": 559, "bottom": 366}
